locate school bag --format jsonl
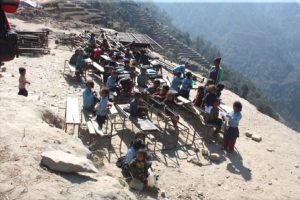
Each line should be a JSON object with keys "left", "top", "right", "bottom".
{"left": 0, "top": 0, "right": 20, "bottom": 62}
{"left": 0, "top": 0, "right": 20, "bottom": 13}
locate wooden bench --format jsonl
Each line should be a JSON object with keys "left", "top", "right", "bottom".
{"left": 81, "top": 104, "right": 122, "bottom": 147}
{"left": 64, "top": 60, "right": 78, "bottom": 75}
{"left": 63, "top": 60, "right": 87, "bottom": 79}
{"left": 65, "top": 97, "right": 81, "bottom": 135}
{"left": 148, "top": 97, "right": 191, "bottom": 148}
{"left": 115, "top": 104, "right": 160, "bottom": 153}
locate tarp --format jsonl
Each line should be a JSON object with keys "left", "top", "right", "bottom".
{"left": 0, "top": 0, "right": 20, "bottom": 13}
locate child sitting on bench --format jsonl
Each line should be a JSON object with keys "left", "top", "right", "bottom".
{"left": 203, "top": 85, "right": 218, "bottom": 113}
{"left": 147, "top": 79, "right": 161, "bottom": 95}
{"left": 207, "top": 98, "right": 223, "bottom": 138}
{"left": 152, "top": 85, "right": 170, "bottom": 101}
{"left": 130, "top": 92, "right": 148, "bottom": 118}
{"left": 193, "top": 86, "right": 205, "bottom": 108}
{"left": 137, "top": 67, "right": 149, "bottom": 88}
{"left": 164, "top": 91, "right": 180, "bottom": 128}
{"left": 106, "top": 70, "right": 118, "bottom": 93}
{"left": 96, "top": 88, "right": 110, "bottom": 129}
{"left": 216, "top": 83, "right": 225, "bottom": 98}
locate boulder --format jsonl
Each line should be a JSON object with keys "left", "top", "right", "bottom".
{"left": 252, "top": 134, "right": 262, "bottom": 142}
{"left": 245, "top": 131, "right": 253, "bottom": 138}
{"left": 209, "top": 153, "right": 220, "bottom": 162}
{"left": 41, "top": 150, "right": 98, "bottom": 173}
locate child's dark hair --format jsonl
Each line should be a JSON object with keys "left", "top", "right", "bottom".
{"left": 101, "top": 88, "right": 109, "bottom": 95}
{"left": 198, "top": 86, "right": 205, "bottom": 92}
{"left": 134, "top": 91, "right": 142, "bottom": 98}
{"left": 217, "top": 83, "right": 225, "bottom": 91}
{"left": 162, "top": 85, "right": 170, "bottom": 91}
{"left": 233, "top": 101, "right": 242, "bottom": 111}
{"left": 153, "top": 79, "right": 160, "bottom": 85}
{"left": 86, "top": 80, "right": 94, "bottom": 88}
{"left": 213, "top": 98, "right": 221, "bottom": 104}
{"left": 19, "top": 67, "right": 26, "bottom": 74}
{"left": 132, "top": 138, "right": 145, "bottom": 150}
{"left": 186, "top": 72, "right": 192, "bottom": 78}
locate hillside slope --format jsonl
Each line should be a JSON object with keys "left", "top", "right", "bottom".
{"left": 1, "top": 16, "right": 300, "bottom": 200}
{"left": 155, "top": 2, "right": 300, "bottom": 131}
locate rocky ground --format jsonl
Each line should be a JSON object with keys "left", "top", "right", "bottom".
{"left": 0, "top": 14, "right": 300, "bottom": 200}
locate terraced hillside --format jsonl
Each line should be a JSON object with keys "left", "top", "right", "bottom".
{"left": 41, "top": 0, "right": 211, "bottom": 71}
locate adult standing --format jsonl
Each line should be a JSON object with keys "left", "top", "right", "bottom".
{"left": 172, "top": 62, "right": 190, "bottom": 76}
{"left": 209, "top": 57, "right": 223, "bottom": 85}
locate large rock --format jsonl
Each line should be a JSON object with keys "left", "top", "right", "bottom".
{"left": 252, "top": 134, "right": 262, "bottom": 142}
{"left": 41, "top": 150, "right": 98, "bottom": 173}
{"left": 245, "top": 131, "right": 253, "bottom": 138}
{"left": 129, "top": 178, "right": 144, "bottom": 191}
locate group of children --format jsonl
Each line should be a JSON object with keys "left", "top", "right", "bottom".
{"left": 191, "top": 77, "right": 242, "bottom": 151}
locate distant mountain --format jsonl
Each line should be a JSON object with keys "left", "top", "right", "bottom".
{"left": 155, "top": 2, "right": 300, "bottom": 131}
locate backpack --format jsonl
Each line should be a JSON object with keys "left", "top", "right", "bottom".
{"left": 0, "top": 0, "right": 20, "bottom": 62}
{"left": 0, "top": 0, "right": 20, "bottom": 13}
{"left": 0, "top": 30, "right": 18, "bottom": 62}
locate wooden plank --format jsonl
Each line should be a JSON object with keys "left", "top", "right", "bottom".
{"left": 101, "top": 55, "right": 111, "bottom": 61}
{"left": 87, "top": 120, "right": 97, "bottom": 135}
{"left": 67, "top": 62, "right": 77, "bottom": 73}
{"left": 91, "top": 117, "right": 105, "bottom": 136}
{"left": 93, "top": 62, "right": 104, "bottom": 73}
{"left": 177, "top": 96, "right": 191, "bottom": 104}
{"left": 66, "top": 97, "right": 80, "bottom": 124}
{"left": 82, "top": 109, "right": 96, "bottom": 135}
{"left": 109, "top": 104, "right": 118, "bottom": 115}
{"left": 129, "top": 117, "right": 159, "bottom": 131}
{"left": 220, "top": 104, "right": 232, "bottom": 114}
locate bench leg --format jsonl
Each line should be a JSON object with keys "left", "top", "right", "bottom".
{"left": 119, "top": 131, "right": 124, "bottom": 155}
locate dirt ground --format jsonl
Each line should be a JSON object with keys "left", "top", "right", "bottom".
{"left": 0, "top": 16, "right": 300, "bottom": 200}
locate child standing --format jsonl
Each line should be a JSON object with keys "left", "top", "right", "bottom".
{"left": 179, "top": 72, "right": 193, "bottom": 99}
{"left": 83, "top": 80, "right": 98, "bottom": 111}
{"left": 96, "top": 88, "right": 110, "bottom": 129}
{"left": 170, "top": 72, "right": 182, "bottom": 92}
{"left": 18, "top": 67, "right": 30, "bottom": 97}
{"left": 223, "top": 101, "right": 242, "bottom": 151}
